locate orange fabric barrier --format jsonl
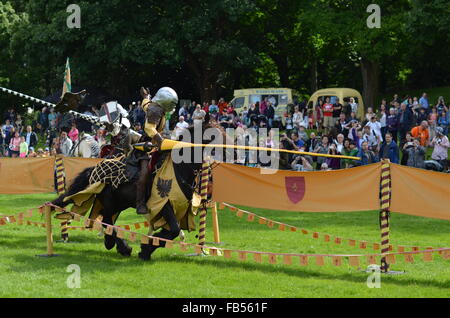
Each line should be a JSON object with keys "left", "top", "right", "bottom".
{"left": 62, "top": 157, "right": 102, "bottom": 187}
{"left": 212, "top": 162, "right": 381, "bottom": 212}
{"left": 390, "top": 164, "right": 450, "bottom": 221}
{"left": 0, "top": 157, "right": 55, "bottom": 194}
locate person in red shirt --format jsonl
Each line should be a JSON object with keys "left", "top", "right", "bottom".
{"left": 218, "top": 98, "right": 228, "bottom": 114}
{"left": 202, "top": 101, "right": 209, "bottom": 113}
{"left": 322, "top": 97, "right": 334, "bottom": 134}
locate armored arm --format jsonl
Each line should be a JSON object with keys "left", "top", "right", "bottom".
{"left": 144, "top": 104, "right": 165, "bottom": 147}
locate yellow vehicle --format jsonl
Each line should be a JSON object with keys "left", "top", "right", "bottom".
{"left": 307, "top": 88, "right": 365, "bottom": 119}
{"left": 229, "top": 88, "right": 299, "bottom": 117}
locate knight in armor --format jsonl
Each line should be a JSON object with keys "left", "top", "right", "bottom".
{"left": 134, "top": 86, "right": 178, "bottom": 215}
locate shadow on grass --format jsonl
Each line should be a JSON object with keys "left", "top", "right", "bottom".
{"left": 155, "top": 254, "right": 450, "bottom": 290}
{"left": 2, "top": 231, "right": 448, "bottom": 291}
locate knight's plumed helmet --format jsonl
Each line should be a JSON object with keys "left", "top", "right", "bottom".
{"left": 152, "top": 87, "right": 178, "bottom": 112}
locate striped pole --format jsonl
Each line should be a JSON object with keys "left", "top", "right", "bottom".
{"left": 380, "top": 160, "right": 391, "bottom": 272}
{"left": 55, "top": 157, "right": 69, "bottom": 242}
{"left": 0, "top": 86, "right": 56, "bottom": 108}
{"left": 198, "top": 162, "right": 210, "bottom": 248}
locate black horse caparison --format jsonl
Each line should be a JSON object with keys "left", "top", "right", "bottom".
{"left": 51, "top": 123, "right": 226, "bottom": 261}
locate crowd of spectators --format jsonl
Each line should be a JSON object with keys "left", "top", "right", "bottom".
{"left": 169, "top": 92, "right": 450, "bottom": 172}
{"left": 1, "top": 91, "right": 449, "bottom": 173}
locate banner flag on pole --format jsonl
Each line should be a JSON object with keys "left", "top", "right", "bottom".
{"left": 62, "top": 57, "right": 72, "bottom": 97}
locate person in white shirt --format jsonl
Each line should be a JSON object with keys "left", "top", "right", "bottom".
{"left": 175, "top": 116, "right": 189, "bottom": 138}
{"left": 334, "top": 133, "right": 345, "bottom": 154}
{"left": 192, "top": 104, "right": 206, "bottom": 126}
{"left": 59, "top": 131, "right": 73, "bottom": 156}
{"left": 292, "top": 106, "right": 303, "bottom": 129}
{"left": 350, "top": 97, "right": 358, "bottom": 114}
{"left": 362, "top": 125, "right": 381, "bottom": 151}
{"left": 365, "top": 115, "right": 383, "bottom": 143}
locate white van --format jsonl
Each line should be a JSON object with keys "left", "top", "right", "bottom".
{"left": 229, "top": 88, "right": 298, "bottom": 117}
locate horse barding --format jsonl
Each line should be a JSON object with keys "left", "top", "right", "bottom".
{"left": 51, "top": 122, "right": 230, "bottom": 260}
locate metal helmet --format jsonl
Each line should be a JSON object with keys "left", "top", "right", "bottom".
{"left": 152, "top": 87, "right": 178, "bottom": 112}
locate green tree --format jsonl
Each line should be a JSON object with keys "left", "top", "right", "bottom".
{"left": 302, "top": 0, "right": 410, "bottom": 110}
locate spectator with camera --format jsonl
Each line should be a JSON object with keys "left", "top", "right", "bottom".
{"left": 404, "top": 138, "right": 426, "bottom": 169}
{"left": 346, "top": 120, "right": 360, "bottom": 142}
{"left": 362, "top": 125, "right": 380, "bottom": 152}
{"left": 365, "top": 115, "right": 383, "bottom": 143}
{"left": 401, "top": 132, "right": 414, "bottom": 165}
{"left": 291, "top": 155, "right": 313, "bottom": 172}
{"left": 284, "top": 132, "right": 304, "bottom": 151}
{"left": 326, "top": 143, "right": 341, "bottom": 170}
{"left": 357, "top": 141, "right": 378, "bottom": 166}
{"left": 314, "top": 135, "right": 330, "bottom": 167}
{"left": 430, "top": 127, "right": 450, "bottom": 171}
{"left": 342, "top": 140, "right": 359, "bottom": 168}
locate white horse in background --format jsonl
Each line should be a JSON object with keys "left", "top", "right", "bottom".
{"left": 70, "top": 133, "right": 100, "bottom": 158}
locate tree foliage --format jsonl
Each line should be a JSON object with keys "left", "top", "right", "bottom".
{"left": 0, "top": 0, "right": 448, "bottom": 115}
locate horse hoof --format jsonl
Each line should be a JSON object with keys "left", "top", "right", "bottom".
{"left": 138, "top": 251, "right": 151, "bottom": 261}
{"left": 117, "top": 246, "right": 132, "bottom": 257}
{"left": 104, "top": 235, "right": 116, "bottom": 250}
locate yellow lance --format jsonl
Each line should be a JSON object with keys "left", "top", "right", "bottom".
{"left": 134, "top": 139, "right": 361, "bottom": 161}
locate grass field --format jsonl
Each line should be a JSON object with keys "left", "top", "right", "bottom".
{"left": 0, "top": 193, "right": 449, "bottom": 298}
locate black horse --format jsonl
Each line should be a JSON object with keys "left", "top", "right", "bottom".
{"left": 52, "top": 123, "right": 227, "bottom": 260}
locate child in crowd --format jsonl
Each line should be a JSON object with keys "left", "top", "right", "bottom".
{"left": 19, "top": 136, "right": 28, "bottom": 158}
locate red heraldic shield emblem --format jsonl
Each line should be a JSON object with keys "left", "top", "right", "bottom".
{"left": 285, "top": 177, "right": 306, "bottom": 204}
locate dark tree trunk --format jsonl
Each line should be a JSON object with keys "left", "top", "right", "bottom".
{"left": 361, "top": 57, "right": 380, "bottom": 112}
{"left": 272, "top": 54, "right": 290, "bottom": 87}
{"left": 199, "top": 73, "right": 217, "bottom": 104}
{"left": 186, "top": 54, "right": 218, "bottom": 104}
{"left": 310, "top": 59, "right": 318, "bottom": 92}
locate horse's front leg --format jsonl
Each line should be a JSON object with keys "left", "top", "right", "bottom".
{"left": 139, "top": 203, "right": 180, "bottom": 261}
{"left": 112, "top": 213, "right": 132, "bottom": 257}
{"left": 143, "top": 212, "right": 185, "bottom": 242}
{"left": 102, "top": 208, "right": 132, "bottom": 256}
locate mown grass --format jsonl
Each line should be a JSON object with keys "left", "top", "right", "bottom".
{"left": 0, "top": 193, "right": 449, "bottom": 298}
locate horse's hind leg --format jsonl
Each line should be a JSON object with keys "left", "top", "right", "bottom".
{"left": 139, "top": 203, "right": 180, "bottom": 261}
